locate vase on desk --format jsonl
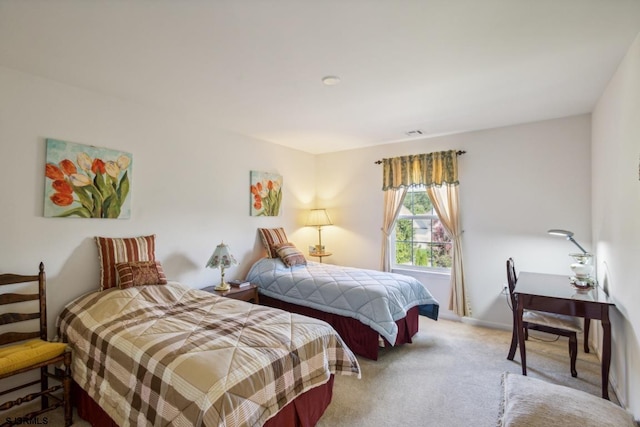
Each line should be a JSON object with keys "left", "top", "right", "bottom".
{"left": 569, "top": 253, "right": 595, "bottom": 288}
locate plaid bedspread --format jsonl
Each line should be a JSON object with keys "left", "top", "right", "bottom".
{"left": 57, "top": 282, "right": 360, "bottom": 427}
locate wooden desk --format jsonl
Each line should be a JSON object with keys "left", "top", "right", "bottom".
{"left": 515, "top": 272, "right": 615, "bottom": 399}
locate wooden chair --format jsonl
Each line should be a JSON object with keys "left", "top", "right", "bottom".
{"left": 0, "top": 263, "right": 72, "bottom": 426}
{"left": 506, "top": 258, "right": 583, "bottom": 377}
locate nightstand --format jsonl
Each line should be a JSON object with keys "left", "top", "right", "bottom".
{"left": 308, "top": 252, "right": 332, "bottom": 263}
{"left": 202, "top": 283, "right": 260, "bottom": 304}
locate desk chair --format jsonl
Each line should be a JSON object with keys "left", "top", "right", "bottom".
{"left": 0, "top": 263, "right": 72, "bottom": 426}
{"left": 506, "top": 258, "right": 583, "bottom": 377}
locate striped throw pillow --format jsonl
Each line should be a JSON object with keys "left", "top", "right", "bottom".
{"left": 115, "top": 260, "right": 168, "bottom": 289}
{"left": 258, "top": 228, "right": 288, "bottom": 258}
{"left": 273, "top": 242, "right": 307, "bottom": 267}
{"left": 96, "top": 235, "right": 156, "bottom": 290}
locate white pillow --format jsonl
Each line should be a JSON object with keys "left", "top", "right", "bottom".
{"left": 498, "top": 372, "right": 637, "bottom": 427}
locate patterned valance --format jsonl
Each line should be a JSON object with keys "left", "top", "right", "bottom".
{"left": 382, "top": 150, "right": 459, "bottom": 190}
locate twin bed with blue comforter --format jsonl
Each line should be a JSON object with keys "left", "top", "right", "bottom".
{"left": 246, "top": 257, "right": 439, "bottom": 359}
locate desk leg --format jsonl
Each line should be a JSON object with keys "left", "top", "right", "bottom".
{"left": 584, "top": 318, "right": 590, "bottom": 353}
{"left": 516, "top": 297, "right": 527, "bottom": 375}
{"left": 601, "top": 308, "right": 611, "bottom": 400}
{"left": 507, "top": 311, "right": 518, "bottom": 360}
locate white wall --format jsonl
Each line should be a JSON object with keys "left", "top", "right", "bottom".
{"left": 0, "top": 66, "right": 318, "bottom": 331}
{"left": 316, "top": 115, "right": 592, "bottom": 325}
{"left": 592, "top": 32, "right": 640, "bottom": 416}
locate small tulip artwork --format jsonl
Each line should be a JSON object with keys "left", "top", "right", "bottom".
{"left": 44, "top": 139, "right": 132, "bottom": 219}
{"left": 250, "top": 171, "right": 282, "bottom": 216}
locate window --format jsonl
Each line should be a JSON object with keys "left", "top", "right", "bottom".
{"left": 393, "top": 187, "right": 452, "bottom": 270}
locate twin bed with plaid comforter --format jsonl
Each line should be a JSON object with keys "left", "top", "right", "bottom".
{"left": 57, "top": 282, "right": 360, "bottom": 426}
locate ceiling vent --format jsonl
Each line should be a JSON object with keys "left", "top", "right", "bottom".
{"left": 405, "top": 130, "right": 423, "bottom": 137}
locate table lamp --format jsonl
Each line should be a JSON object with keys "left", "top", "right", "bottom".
{"left": 206, "top": 242, "right": 237, "bottom": 291}
{"left": 306, "top": 209, "right": 332, "bottom": 253}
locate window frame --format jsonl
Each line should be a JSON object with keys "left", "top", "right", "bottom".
{"left": 391, "top": 187, "right": 452, "bottom": 272}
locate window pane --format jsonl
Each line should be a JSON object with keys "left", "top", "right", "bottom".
{"left": 431, "top": 243, "right": 452, "bottom": 268}
{"left": 432, "top": 218, "right": 452, "bottom": 267}
{"left": 413, "top": 243, "right": 428, "bottom": 267}
{"left": 402, "top": 191, "right": 414, "bottom": 213}
{"left": 395, "top": 241, "right": 412, "bottom": 265}
{"left": 413, "top": 191, "right": 433, "bottom": 214}
{"left": 413, "top": 218, "right": 431, "bottom": 244}
{"left": 396, "top": 218, "right": 413, "bottom": 241}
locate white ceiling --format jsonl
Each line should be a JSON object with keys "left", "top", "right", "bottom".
{"left": 2, "top": 1, "right": 640, "bottom": 155}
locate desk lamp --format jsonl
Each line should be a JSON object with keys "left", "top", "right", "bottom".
{"left": 206, "top": 242, "right": 237, "bottom": 291}
{"left": 547, "top": 229, "right": 589, "bottom": 254}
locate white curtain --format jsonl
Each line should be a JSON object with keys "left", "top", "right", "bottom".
{"left": 426, "top": 184, "right": 470, "bottom": 317}
{"left": 380, "top": 188, "right": 407, "bottom": 272}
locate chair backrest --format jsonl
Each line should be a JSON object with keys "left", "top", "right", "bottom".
{"left": 506, "top": 257, "right": 518, "bottom": 309}
{"left": 0, "top": 262, "right": 47, "bottom": 346}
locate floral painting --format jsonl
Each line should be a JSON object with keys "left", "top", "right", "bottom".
{"left": 44, "top": 139, "right": 132, "bottom": 219}
{"left": 250, "top": 171, "right": 282, "bottom": 216}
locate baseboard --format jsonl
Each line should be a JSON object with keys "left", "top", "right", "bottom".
{"left": 436, "top": 311, "right": 461, "bottom": 322}
{"left": 459, "top": 316, "right": 511, "bottom": 331}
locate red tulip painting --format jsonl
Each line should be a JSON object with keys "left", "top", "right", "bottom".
{"left": 44, "top": 139, "right": 132, "bottom": 219}
{"left": 250, "top": 171, "right": 282, "bottom": 216}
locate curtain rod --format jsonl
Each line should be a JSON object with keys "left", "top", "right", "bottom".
{"left": 374, "top": 150, "right": 466, "bottom": 164}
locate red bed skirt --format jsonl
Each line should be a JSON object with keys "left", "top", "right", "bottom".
{"left": 260, "top": 295, "right": 420, "bottom": 360}
{"left": 73, "top": 375, "right": 334, "bottom": 427}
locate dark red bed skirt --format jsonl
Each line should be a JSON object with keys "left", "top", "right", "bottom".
{"left": 72, "top": 375, "right": 334, "bottom": 427}
{"left": 260, "top": 295, "right": 420, "bottom": 360}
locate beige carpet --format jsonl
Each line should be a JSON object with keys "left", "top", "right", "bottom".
{"left": 317, "top": 318, "right": 616, "bottom": 427}
{"left": 5, "top": 318, "right": 616, "bottom": 426}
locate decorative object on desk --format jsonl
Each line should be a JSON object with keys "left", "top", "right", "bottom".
{"left": 569, "top": 252, "right": 595, "bottom": 281}
{"left": 228, "top": 279, "right": 251, "bottom": 288}
{"left": 44, "top": 139, "right": 132, "bottom": 219}
{"left": 306, "top": 208, "right": 332, "bottom": 252}
{"left": 206, "top": 242, "right": 237, "bottom": 291}
{"left": 250, "top": 171, "right": 282, "bottom": 216}
{"left": 570, "top": 276, "right": 595, "bottom": 291}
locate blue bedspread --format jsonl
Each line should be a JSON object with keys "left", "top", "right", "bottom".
{"left": 246, "top": 258, "right": 439, "bottom": 344}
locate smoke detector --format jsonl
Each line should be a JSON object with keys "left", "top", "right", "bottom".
{"left": 321, "top": 76, "right": 341, "bottom": 86}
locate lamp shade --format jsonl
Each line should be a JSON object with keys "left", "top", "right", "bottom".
{"left": 547, "top": 229, "right": 588, "bottom": 254}
{"left": 306, "top": 209, "right": 333, "bottom": 227}
{"left": 206, "top": 242, "right": 238, "bottom": 269}
{"left": 547, "top": 229, "right": 573, "bottom": 238}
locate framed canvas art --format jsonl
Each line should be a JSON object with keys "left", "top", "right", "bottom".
{"left": 44, "top": 139, "right": 132, "bottom": 219}
{"left": 250, "top": 171, "right": 282, "bottom": 216}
